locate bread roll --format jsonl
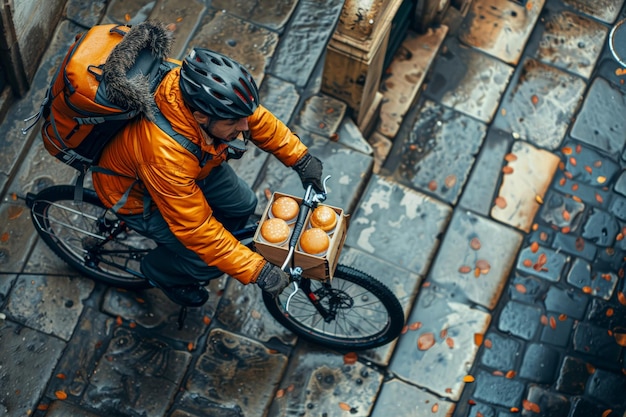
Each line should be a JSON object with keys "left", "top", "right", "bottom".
{"left": 260, "top": 218, "right": 290, "bottom": 244}
{"left": 299, "top": 227, "right": 330, "bottom": 255}
{"left": 271, "top": 196, "right": 299, "bottom": 222}
{"left": 310, "top": 205, "right": 337, "bottom": 232}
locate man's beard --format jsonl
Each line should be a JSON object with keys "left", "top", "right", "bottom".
{"left": 200, "top": 120, "right": 239, "bottom": 144}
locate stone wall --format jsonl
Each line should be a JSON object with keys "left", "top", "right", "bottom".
{"left": 0, "top": 0, "right": 67, "bottom": 97}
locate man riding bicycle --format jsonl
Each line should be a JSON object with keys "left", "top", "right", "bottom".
{"left": 92, "top": 46, "right": 324, "bottom": 307}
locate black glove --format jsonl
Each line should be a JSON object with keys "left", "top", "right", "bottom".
{"left": 293, "top": 152, "right": 324, "bottom": 193}
{"left": 256, "top": 262, "right": 290, "bottom": 297}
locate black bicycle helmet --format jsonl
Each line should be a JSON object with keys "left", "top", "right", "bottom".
{"left": 180, "top": 48, "right": 259, "bottom": 119}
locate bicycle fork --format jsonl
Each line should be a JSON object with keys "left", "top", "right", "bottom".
{"left": 285, "top": 276, "right": 339, "bottom": 323}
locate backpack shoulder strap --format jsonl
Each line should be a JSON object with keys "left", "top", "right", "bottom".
{"left": 152, "top": 109, "right": 209, "bottom": 168}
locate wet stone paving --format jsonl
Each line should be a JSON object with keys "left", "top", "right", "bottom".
{"left": 2, "top": 0, "right": 626, "bottom": 416}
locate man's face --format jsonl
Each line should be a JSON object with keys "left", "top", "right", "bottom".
{"left": 202, "top": 117, "right": 249, "bottom": 143}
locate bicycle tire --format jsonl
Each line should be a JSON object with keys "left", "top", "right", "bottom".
{"left": 30, "top": 185, "right": 152, "bottom": 290}
{"left": 262, "top": 264, "right": 404, "bottom": 350}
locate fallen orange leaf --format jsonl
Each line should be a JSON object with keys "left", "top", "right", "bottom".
{"left": 502, "top": 166, "right": 514, "bottom": 174}
{"left": 607, "top": 308, "right": 614, "bottom": 317}
{"left": 343, "top": 352, "right": 358, "bottom": 365}
{"left": 432, "top": 403, "right": 439, "bottom": 413}
{"left": 602, "top": 409, "right": 613, "bottom": 417}
{"left": 474, "top": 333, "right": 484, "bottom": 346}
{"left": 558, "top": 313, "right": 567, "bottom": 321}
{"left": 55, "top": 391, "right": 68, "bottom": 400}
{"left": 459, "top": 265, "right": 472, "bottom": 274}
{"left": 203, "top": 315, "right": 211, "bottom": 325}
{"left": 463, "top": 375, "right": 475, "bottom": 383}
{"left": 523, "top": 399, "right": 541, "bottom": 413}
{"left": 530, "top": 242, "right": 539, "bottom": 253}
{"left": 275, "top": 389, "right": 285, "bottom": 399}
{"left": 537, "top": 253, "right": 547, "bottom": 266}
{"left": 470, "top": 237, "right": 481, "bottom": 250}
{"left": 531, "top": 95, "right": 539, "bottom": 105}
{"left": 339, "top": 402, "right": 352, "bottom": 411}
{"left": 417, "top": 332, "right": 436, "bottom": 351}
{"left": 445, "top": 175, "right": 457, "bottom": 188}
{"left": 613, "top": 329, "right": 626, "bottom": 347}
{"left": 484, "top": 339, "right": 493, "bottom": 348}
{"left": 562, "top": 146, "right": 572, "bottom": 155}
{"left": 582, "top": 286, "right": 593, "bottom": 294}
{"left": 549, "top": 316, "right": 557, "bottom": 329}
{"left": 476, "top": 259, "right": 491, "bottom": 274}
{"left": 504, "top": 153, "right": 517, "bottom": 162}
{"left": 515, "top": 283, "right": 527, "bottom": 294}
{"left": 618, "top": 292, "right": 626, "bottom": 306}
{"left": 495, "top": 196, "right": 507, "bottom": 208}
{"left": 523, "top": 259, "right": 533, "bottom": 267}
{"left": 428, "top": 180, "right": 438, "bottom": 191}
{"left": 586, "top": 363, "right": 596, "bottom": 374}
{"left": 408, "top": 321, "right": 422, "bottom": 331}
{"left": 505, "top": 370, "right": 516, "bottom": 379}
{"left": 446, "top": 337, "right": 454, "bottom": 349}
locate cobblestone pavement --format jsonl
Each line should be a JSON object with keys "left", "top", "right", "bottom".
{"left": 1, "top": 0, "right": 626, "bottom": 416}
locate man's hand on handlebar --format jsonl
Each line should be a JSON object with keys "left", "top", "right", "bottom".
{"left": 293, "top": 152, "right": 324, "bottom": 193}
{"left": 256, "top": 262, "right": 290, "bottom": 297}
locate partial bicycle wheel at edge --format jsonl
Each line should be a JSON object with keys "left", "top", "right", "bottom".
{"left": 29, "top": 185, "right": 152, "bottom": 290}
{"left": 262, "top": 265, "right": 404, "bottom": 351}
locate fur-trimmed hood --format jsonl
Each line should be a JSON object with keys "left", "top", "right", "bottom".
{"left": 102, "top": 21, "right": 173, "bottom": 120}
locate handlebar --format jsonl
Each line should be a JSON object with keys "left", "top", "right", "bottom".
{"left": 280, "top": 175, "right": 331, "bottom": 272}
{"left": 281, "top": 175, "right": 331, "bottom": 311}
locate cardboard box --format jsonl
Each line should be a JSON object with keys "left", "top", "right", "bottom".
{"left": 253, "top": 192, "right": 349, "bottom": 281}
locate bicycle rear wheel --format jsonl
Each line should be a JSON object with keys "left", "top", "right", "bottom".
{"left": 262, "top": 265, "right": 404, "bottom": 350}
{"left": 29, "top": 185, "right": 152, "bottom": 289}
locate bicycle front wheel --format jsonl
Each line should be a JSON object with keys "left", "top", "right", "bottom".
{"left": 29, "top": 185, "right": 152, "bottom": 289}
{"left": 262, "top": 265, "right": 404, "bottom": 350}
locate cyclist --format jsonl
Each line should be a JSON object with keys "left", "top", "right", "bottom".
{"left": 92, "top": 47, "right": 324, "bottom": 307}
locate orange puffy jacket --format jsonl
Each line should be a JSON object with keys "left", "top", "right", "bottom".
{"left": 92, "top": 66, "right": 308, "bottom": 284}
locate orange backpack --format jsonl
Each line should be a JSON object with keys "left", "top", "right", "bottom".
{"left": 24, "top": 22, "right": 203, "bottom": 172}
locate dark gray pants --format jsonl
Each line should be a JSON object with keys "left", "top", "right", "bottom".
{"left": 119, "top": 164, "right": 257, "bottom": 287}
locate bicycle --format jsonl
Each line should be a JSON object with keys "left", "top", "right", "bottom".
{"left": 24, "top": 177, "right": 404, "bottom": 351}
